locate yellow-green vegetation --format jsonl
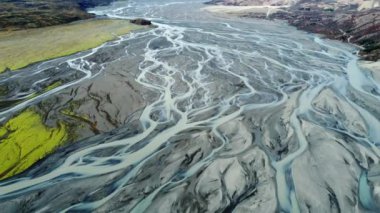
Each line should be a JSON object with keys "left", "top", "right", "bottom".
{"left": 0, "top": 85, "right": 8, "bottom": 96}
{"left": 44, "top": 81, "right": 62, "bottom": 92}
{"left": 0, "top": 109, "right": 68, "bottom": 180}
{"left": 26, "top": 81, "right": 63, "bottom": 100}
{"left": 0, "top": 19, "right": 145, "bottom": 73}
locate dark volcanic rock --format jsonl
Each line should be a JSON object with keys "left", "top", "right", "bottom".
{"left": 130, "top": 18, "right": 152, "bottom": 26}
{"left": 0, "top": 0, "right": 115, "bottom": 31}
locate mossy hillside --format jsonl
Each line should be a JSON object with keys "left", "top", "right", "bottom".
{"left": 0, "top": 19, "right": 145, "bottom": 73}
{"left": 0, "top": 109, "right": 68, "bottom": 180}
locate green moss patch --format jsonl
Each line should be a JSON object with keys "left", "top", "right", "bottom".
{"left": 0, "top": 109, "right": 68, "bottom": 180}
{"left": 44, "top": 81, "right": 62, "bottom": 92}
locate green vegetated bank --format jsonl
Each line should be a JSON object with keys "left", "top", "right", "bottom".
{"left": 0, "top": 19, "right": 145, "bottom": 73}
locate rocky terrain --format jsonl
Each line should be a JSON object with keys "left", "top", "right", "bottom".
{"left": 207, "top": 0, "right": 380, "bottom": 61}
{"left": 0, "top": 0, "right": 114, "bottom": 31}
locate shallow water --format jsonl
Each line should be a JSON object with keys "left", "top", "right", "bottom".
{"left": 0, "top": 0, "right": 380, "bottom": 212}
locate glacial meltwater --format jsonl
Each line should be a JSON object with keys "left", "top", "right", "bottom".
{"left": 0, "top": 0, "right": 380, "bottom": 212}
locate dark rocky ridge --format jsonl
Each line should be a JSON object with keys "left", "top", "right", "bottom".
{"left": 130, "top": 18, "right": 152, "bottom": 26}
{"left": 0, "top": 0, "right": 114, "bottom": 31}
{"left": 265, "top": 6, "right": 380, "bottom": 61}
{"left": 207, "top": 0, "right": 380, "bottom": 61}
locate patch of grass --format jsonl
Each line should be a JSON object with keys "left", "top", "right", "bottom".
{"left": 0, "top": 109, "right": 68, "bottom": 180}
{"left": 0, "top": 85, "right": 8, "bottom": 96}
{"left": 44, "top": 81, "right": 62, "bottom": 92}
{"left": 0, "top": 19, "right": 145, "bottom": 73}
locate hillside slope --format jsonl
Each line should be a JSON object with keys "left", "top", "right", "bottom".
{"left": 0, "top": 0, "right": 114, "bottom": 31}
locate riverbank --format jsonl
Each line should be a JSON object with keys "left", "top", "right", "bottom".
{"left": 265, "top": 7, "right": 380, "bottom": 61}
{"left": 0, "top": 18, "right": 146, "bottom": 73}
{"left": 204, "top": 1, "right": 380, "bottom": 62}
